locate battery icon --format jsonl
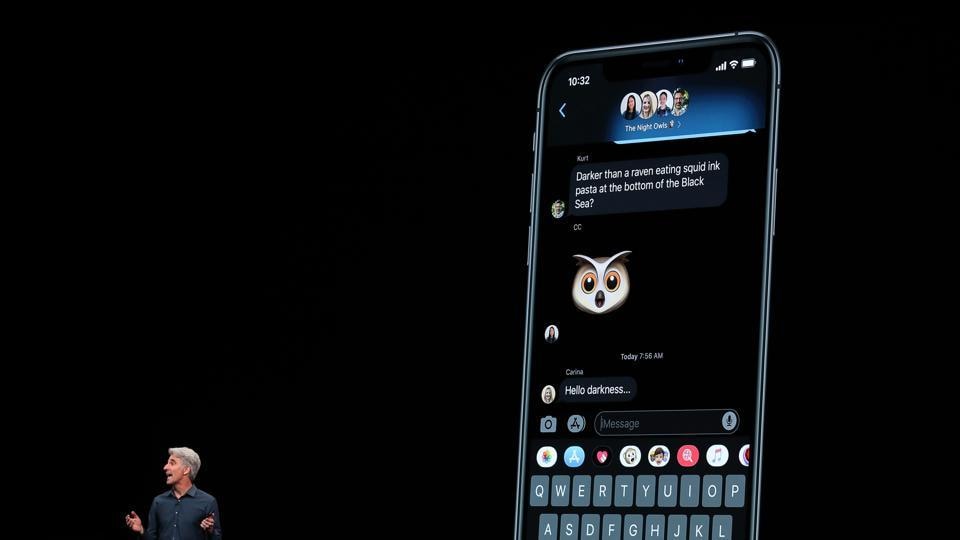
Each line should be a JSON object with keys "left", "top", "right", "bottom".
{"left": 742, "top": 58, "right": 756, "bottom": 69}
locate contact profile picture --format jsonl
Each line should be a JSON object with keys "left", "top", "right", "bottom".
{"left": 655, "top": 89, "right": 673, "bottom": 116}
{"left": 544, "top": 324, "right": 559, "bottom": 343}
{"left": 672, "top": 88, "right": 689, "bottom": 116}
{"left": 551, "top": 200, "right": 566, "bottom": 219}
{"left": 638, "top": 91, "right": 658, "bottom": 120}
{"left": 541, "top": 385, "right": 556, "bottom": 404}
{"left": 620, "top": 92, "right": 641, "bottom": 120}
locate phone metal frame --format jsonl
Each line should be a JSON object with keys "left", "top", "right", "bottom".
{"left": 515, "top": 31, "right": 781, "bottom": 540}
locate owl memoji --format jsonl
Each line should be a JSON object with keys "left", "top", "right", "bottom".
{"left": 572, "top": 251, "right": 631, "bottom": 315}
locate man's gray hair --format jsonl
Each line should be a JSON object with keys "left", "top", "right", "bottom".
{"left": 168, "top": 447, "right": 201, "bottom": 480}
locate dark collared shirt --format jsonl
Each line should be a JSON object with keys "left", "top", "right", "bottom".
{"left": 145, "top": 484, "right": 222, "bottom": 540}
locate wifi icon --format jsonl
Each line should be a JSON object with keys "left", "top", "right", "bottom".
{"left": 729, "top": 60, "right": 739, "bottom": 69}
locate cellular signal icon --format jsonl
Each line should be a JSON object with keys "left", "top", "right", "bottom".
{"left": 715, "top": 61, "right": 727, "bottom": 71}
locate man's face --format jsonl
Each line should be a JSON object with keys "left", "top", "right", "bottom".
{"left": 163, "top": 455, "right": 190, "bottom": 485}
{"left": 674, "top": 93, "right": 683, "bottom": 108}
{"left": 659, "top": 93, "right": 667, "bottom": 107}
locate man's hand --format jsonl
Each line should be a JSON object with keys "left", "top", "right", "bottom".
{"left": 201, "top": 513, "right": 215, "bottom": 533}
{"left": 125, "top": 511, "right": 144, "bottom": 534}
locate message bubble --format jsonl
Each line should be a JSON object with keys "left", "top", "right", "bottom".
{"left": 558, "top": 377, "right": 637, "bottom": 403}
{"left": 570, "top": 153, "right": 728, "bottom": 216}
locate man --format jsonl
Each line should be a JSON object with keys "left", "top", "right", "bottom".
{"left": 551, "top": 200, "right": 565, "bottom": 219}
{"left": 656, "top": 91, "right": 672, "bottom": 116}
{"left": 672, "top": 89, "right": 688, "bottom": 116}
{"left": 125, "top": 447, "right": 222, "bottom": 539}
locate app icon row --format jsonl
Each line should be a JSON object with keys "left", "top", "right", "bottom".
{"left": 536, "top": 444, "right": 750, "bottom": 469}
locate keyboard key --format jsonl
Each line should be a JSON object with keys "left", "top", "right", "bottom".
{"left": 531, "top": 476, "right": 550, "bottom": 507}
{"left": 702, "top": 475, "right": 722, "bottom": 508}
{"left": 594, "top": 475, "right": 613, "bottom": 507}
{"left": 624, "top": 515, "right": 644, "bottom": 538}
{"left": 680, "top": 475, "right": 700, "bottom": 508}
{"left": 711, "top": 515, "right": 732, "bottom": 540}
{"left": 573, "top": 475, "right": 592, "bottom": 507}
{"left": 582, "top": 514, "right": 601, "bottom": 540}
{"left": 539, "top": 514, "right": 558, "bottom": 539}
{"left": 658, "top": 475, "right": 678, "bottom": 507}
{"left": 667, "top": 515, "right": 687, "bottom": 540}
{"left": 561, "top": 514, "right": 579, "bottom": 539}
{"left": 603, "top": 514, "right": 621, "bottom": 540}
{"left": 635, "top": 475, "right": 656, "bottom": 507}
{"left": 615, "top": 475, "right": 635, "bottom": 507}
{"left": 689, "top": 515, "right": 709, "bottom": 539}
{"left": 645, "top": 514, "right": 665, "bottom": 539}
{"left": 552, "top": 476, "right": 571, "bottom": 507}
{"left": 725, "top": 475, "right": 745, "bottom": 508}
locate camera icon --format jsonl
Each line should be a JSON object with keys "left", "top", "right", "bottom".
{"left": 539, "top": 416, "right": 557, "bottom": 433}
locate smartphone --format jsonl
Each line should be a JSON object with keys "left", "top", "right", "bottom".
{"left": 516, "top": 33, "right": 779, "bottom": 539}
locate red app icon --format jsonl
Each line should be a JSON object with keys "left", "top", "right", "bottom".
{"left": 593, "top": 446, "right": 611, "bottom": 466}
{"left": 677, "top": 444, "right": 699, "bottom": 467}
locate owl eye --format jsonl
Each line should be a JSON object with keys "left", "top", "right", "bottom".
{"left": 605, "top": 270, "right": 621, "bottom": 292}
{"left": 581, "top": 272, "right": 597, "bottom": 293}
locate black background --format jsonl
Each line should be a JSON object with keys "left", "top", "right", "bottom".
{"left": 31, "top": 20, "right": 943, "bottom": 539}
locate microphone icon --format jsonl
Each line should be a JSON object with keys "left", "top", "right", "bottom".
{"left": 722, "top": 411, "right": 737, "bottom": 431}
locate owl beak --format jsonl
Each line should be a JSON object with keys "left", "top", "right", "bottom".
{"left": 595, "top": 290, "right": 605, "bottom": 308}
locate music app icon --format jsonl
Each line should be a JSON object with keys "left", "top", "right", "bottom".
{"left": 706, "top": 444, "right": 729, "bottom": 467}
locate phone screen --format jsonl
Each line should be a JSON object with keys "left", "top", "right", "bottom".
{"left": 518, "top": 35, "right": 779, "bottom": 539}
